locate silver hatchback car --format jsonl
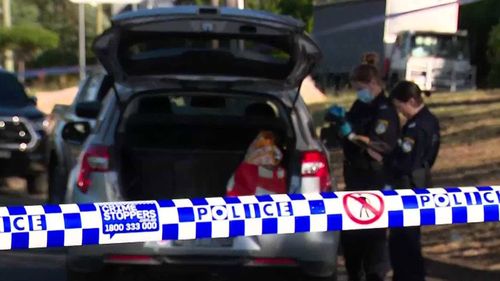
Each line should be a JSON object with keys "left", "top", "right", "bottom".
{"left": 63, "top": 6, "right": 339, "bottom": 281}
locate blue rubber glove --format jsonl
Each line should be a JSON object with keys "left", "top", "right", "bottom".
{"left": 328, "top": 105, "right": 346, "bottom": 118}
{"left": 339, "top": 122, "right": 353, "bottom": 137}
{"left": 325, "top": 105, "right": 352, "bottom": 137}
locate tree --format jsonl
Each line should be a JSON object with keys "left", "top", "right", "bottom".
{"left": 459, "top": 0, "right": 500, "bottom": 87}
{"left": 22, "top": 0, "right": 101, "bottom": 67}
{"left": 0, "top": 24, "right": 59, "bottom": 80}
{"left": 487, "top": 22, "right": 500, "bottom": 88}
{"left": 277, "top": 0, "right": 313, "bottom": 32}
{"left": 11, "top": 0, "right": 39, "bottom": 25}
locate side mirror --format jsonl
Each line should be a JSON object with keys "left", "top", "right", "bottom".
{"left": 62, "top": 121, "right": 91, "bottom": 144}
{"left": 75, "top": 101, "right": 101, "bottom": 119}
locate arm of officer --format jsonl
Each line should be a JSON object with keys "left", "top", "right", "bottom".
{"left": 397, "top": 127, "right": 427, "bottom": 176}
{"left": 349, "top": 105, "right": 399, "bottom": 158}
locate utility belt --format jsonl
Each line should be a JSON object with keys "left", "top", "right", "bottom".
{"left": 344, "top": 157, "right": 384, "bottom": 173}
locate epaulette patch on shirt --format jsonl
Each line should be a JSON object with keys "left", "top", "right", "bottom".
{"left": 375, "top": 119, "right": 389, "bottom": 135}
{"left": 408, "top": 122, "right": 416, "bottom": 128}
{"left": 401, "top": 137, "right": 415, "bottom": 153}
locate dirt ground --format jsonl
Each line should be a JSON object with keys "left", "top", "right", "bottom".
{"left": 309, "top": 89, "right": 500, "bottom": 276}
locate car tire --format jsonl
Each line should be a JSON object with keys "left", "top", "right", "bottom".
{"left": 67, "top": 269, "right": 111, "bottom": 281}
{"left": 48, "top": 162, "right": 67, "bottom": 203}
{"left": 299, "top": 261, "right": 337, "bottom": 281}
{"left": 26, "top": 173, "right": 48, "bottom": 195}
{"left": 302, "top": 274, "right": 337, "bottom": 281}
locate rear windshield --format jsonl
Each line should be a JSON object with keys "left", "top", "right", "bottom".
{"left": 123, "top": 94, "right": 283, "bottom": 119}
{"left": 0, "top": 72, "right": 29, "bottom": 106}
{"left": 119, "top": 32, "right": 294, "bottom": 79}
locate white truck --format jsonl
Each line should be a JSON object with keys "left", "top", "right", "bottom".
{"left": 313, "top": 0, "right": 476, "bottom": 91}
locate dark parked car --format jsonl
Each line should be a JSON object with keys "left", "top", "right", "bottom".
{"left": 47, "top": 70, "right": 112, "bottom": 203}
{"left": 64, "top": 6, "right": 340, "bottom": 281}
{"left": 0, "top": 70, "right": 49, "bottom": 194}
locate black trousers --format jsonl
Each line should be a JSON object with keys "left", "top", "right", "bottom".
{"left": 389, "top": 227, "right": 425, "bottom": 281}
{"left": 341, "top": 229, "right": 389, "bottom": 281}
{"left": 342, "top": 165, "right": 390, "bottom": 281}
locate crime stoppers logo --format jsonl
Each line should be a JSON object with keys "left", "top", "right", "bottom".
{"left": 343, "top": 192, "right": 384, "bottom": 224}
{"left": 98, "top": 202, "right": 159, "bottom": 238}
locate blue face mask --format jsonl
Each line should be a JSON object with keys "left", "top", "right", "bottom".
{"left": 357, "top": 88, "right": 374, "bottom": 103}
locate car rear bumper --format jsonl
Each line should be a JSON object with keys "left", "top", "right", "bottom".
{"left": 67, "top": 231, "right": 339, "bottom": 275}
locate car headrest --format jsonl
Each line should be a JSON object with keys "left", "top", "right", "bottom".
{"left": 137, "top": 96, "right": 171, "bottom": 114}
{"left": 244, "top": 102, "right": 277, "bottom": 118}
{"left": 190, "top": 96, "right": 226, "bottom": 108}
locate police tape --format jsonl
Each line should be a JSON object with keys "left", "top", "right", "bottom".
{"left": 0, "top": 186, "right": 499, "bottom": 250}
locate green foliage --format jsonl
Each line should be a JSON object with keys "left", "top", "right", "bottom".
{"left": 32, "top": 49, "right": 78, "bottom": 68}
{"left": 14, "top": 0, "right": 100, "bottom": 65}
{"left": 0, "top": 24, "right": 59, "bottom": 59}
{"left": 487, "top": 22, "right": 500, "bottom": 88}
{"left": 246, "top": 0, "right": 313, "bottom": 32}
{"left": 459, "top": 0, "right": 500, "bottom": 88}
{"left": 12, "top": 0, "right": 39, "bottom": 25}
{"left": 278, "top": 0, "right": 313, "bottom": 32}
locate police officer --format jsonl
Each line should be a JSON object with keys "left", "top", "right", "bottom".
{"left": 326, "top": 64, "right": 399, "bottom": 281}
{"left": 389, "top": 81, "right": 440, "bottom": 281}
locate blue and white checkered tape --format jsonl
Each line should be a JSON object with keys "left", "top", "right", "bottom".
{"left": 0, "top": 186, "right": 499, "bottom": 250}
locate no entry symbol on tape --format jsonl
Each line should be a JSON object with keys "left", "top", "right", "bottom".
{"left": 343, "top": 192, "right": 384, "bottom": 224}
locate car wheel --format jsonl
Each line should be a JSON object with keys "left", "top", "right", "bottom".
{"left": 48, "top": 162, "right": 67, "bottom": 203}
{"left": 300, "top": 272, "right": 337, "bottom": 281}
{"left": 26, "top": 173, "right": 48, "bottom": 195}
{"left": 67, "top": 268, "right": 111, "bottom": 281}
{"left": 299, "top": 261, "right": 337, "bottom": 281}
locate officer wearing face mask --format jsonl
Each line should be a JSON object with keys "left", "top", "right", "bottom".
{"left": 325, "top": 64, "right": 399, "bottom": 281}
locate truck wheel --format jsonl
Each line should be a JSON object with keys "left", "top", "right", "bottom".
{"left": 26, "top": 173, "right": 48, "bottom": 195}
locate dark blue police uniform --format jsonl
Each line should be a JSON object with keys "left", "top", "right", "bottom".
{"left": 389, "top": 105, "right": 440, "bottom": 281}
{"left": 341, "top": 92, "right": 400, "bottom": 281}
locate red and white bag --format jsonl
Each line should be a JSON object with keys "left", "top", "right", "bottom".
{"left": 226, "top": 131, "right": 286, "bottom": 196}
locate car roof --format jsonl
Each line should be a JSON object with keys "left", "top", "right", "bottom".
{"left": 112, "top": 5, "right": 304, "bottom": 30}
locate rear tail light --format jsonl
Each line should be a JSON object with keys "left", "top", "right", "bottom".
{"left": 250, "top": 257, "right": 297, "bottom": 266}
{"left": 301, "top": 151, "right": 332, "bottom": 192}
{"left": 77, "top": 145, "right": 110, "bottom": 193}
